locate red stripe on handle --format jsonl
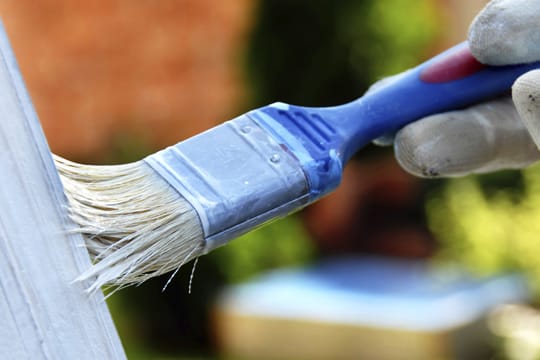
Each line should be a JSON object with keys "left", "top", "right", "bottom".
{"left": 420, "top": 46, "right": 485, "bottom": 83}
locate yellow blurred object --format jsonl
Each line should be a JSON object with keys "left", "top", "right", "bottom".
{"left": 214, "top": 313, "right": 458, "bottom": 360}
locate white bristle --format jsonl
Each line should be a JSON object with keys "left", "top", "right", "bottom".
{"left": 53, "top": 155, "right": 205, "bottom": 293}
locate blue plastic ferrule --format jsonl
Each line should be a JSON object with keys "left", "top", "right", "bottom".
{"left": 248, "top": 103, "right": 343, "bottom": 201}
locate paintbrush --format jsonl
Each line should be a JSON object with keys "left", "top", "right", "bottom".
{"left": 55, "top": 42, "right": 540, "bottom": 292}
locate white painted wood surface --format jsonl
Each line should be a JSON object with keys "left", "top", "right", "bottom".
{"left": 0, "top": 22, "right": 126, "bottom": 359}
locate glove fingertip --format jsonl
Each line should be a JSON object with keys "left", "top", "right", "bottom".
{"left": 513, "top": 70, "right": 540, "bottom": 149}
{"left": 394, "top": 99, "right": 538, "bottom": 179}
{"left": 393, "top": 119, "right": 450, "bottom": 178}
{"left": 468, "top": 0, "right": 540, "bottom": 65}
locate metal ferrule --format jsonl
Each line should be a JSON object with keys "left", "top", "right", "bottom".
{"left": 144, "top": 114, "right": 310, "bottom": 253}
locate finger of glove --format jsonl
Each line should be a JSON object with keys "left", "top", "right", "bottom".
{"left": 469, "top": 0, "right": 540, "bottom": 65}
{"left": 394, "top": 97, "right": 540, "bottom": 178}
{"left": 513, "top": 69, "right": 540, "bottom": 149}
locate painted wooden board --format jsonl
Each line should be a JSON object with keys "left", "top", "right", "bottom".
{"left": 0, "top": 21, "right": 126, "bottom": 359}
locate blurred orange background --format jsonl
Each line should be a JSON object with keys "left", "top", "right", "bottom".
{"left": 1, "top": 0, "right": 254, "bottom": 159}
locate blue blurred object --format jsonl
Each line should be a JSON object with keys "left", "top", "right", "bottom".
{"left": 214, "top": 256, "right": 529, "bottom": 359}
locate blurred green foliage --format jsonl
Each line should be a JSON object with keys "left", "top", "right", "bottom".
{"left": 211, "top": 215, "right": 315, "bottom": 284}
{"left": 245, "top": 0, "right": 439, "bottom": 108}
{"left": 104, "top": 130, "right": 154, "bottom": 164}
{"left": 427, "top": 165, "right": 540, "bottom": 298}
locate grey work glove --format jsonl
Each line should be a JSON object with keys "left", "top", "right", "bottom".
{"left": 381, "top": 0, "right": 540, "bottom": 178}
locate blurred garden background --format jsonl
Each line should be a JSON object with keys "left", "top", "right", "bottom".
{"left": 3, "top": 0, "right": 540, "bottom": 359}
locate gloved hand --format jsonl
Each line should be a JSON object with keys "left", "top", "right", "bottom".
{"left": 380, "top": 0, "right": 540, "bottom": 178}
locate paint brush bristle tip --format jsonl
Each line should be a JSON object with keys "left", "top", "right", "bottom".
{"left": 55, "top": 156, "right": 205, "bottom": 291}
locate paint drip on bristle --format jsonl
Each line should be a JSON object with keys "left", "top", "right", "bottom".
{"left": 54, "top": 155, "right": 205, "bottom": 293}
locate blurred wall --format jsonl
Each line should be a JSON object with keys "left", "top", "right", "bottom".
{"left": 0, "top": 0, "right": 253, "bottom": 159}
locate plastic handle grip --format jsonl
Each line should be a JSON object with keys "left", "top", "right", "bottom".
{"left": 325, "top": 41, "right": 540, "bottom": 161}
{"left": 419, "top": 44, "right": 486, "bottom": 83}
{"left": 254, "top": 41, "right": 540, "bottom": 198}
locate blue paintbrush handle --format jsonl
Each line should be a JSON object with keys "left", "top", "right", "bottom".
{"left": 147, "top": 41, "right": 540, "bottom": 251}
{"left": 251, "top": 41, "right": 540, "bottom": 199}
